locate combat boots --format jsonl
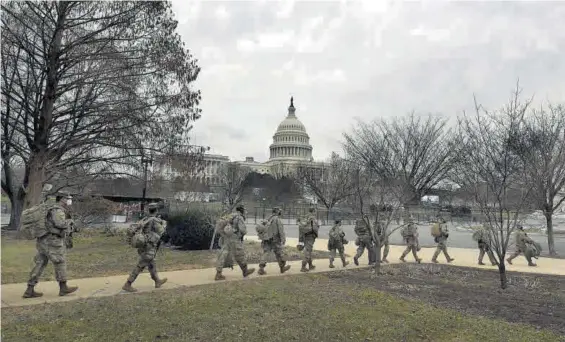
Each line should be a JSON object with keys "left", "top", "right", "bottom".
{"left": 308, "top": 261, "right": 316, "bottom": 271}
{"left": 122, "top": 281, "right": 137, "bottom": 293}
{"left": 300, "top": 261, "right": 309, "bottom": 272}
{"left": 329, "top": 260, "right": 335, "bottom": 268}
{"left": 215, "top": 271, "right": 225, "bottom": 281}
{"left": 279, "top": 261, "right": 291, "bottom": 274}
{"left": 353, "top": 256, "right": 359, "bottom": 266}
{"left": 258, "top": 264, "right": 267, "bottom": 276}
{"left": 399, "top": 255, "right": 407, "bottom": 263}
{"left": 241, "top": 265, "right": 255, "bottom": 278}
{"left": 59, "top": 281, "right": 78, "bottom": 296}
{"left": 341, "top": 256, "right": 349, "bottom": 267}
{"left": 155, "top": 278, "right": 168, "bottom": 288}
{"left": 22, "top": 285, "right": 43, "bottom": 299}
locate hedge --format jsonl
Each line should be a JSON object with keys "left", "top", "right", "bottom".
{"left": 161, "top": 209, "right": 221, "bottom": 251}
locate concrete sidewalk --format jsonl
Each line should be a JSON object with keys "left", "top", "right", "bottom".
{"left": 2, "top": 236, "right": 564, "bottom": 308}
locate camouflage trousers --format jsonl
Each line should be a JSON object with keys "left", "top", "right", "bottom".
{"left": 400, "top": 244, "right": 419, "bottom": 261}
{"left": 355, "top": 235, "right": 374, "bottom": 260}
{"left": 216, "top": 235, "right": 247, "bottom": 272}
{"left": 380, "top": 238, "right": 390, "bottom": 260}
{"left": 302, "top": 235, "right": 316, "bottom": 263}
{"left": 259, "top": 240, "right": 285, "bottom": 268}
{"left": 507, "top": 246, "right": 531, "bottom": 263}
{"left": 128, "top": 245, "right": 159, "bottom": 283}
{"left": 329, "top": 245, "right": 345, "bottom": 263}
{"left": 478, "top": 241, "right": 497, "bottom": 264}
{"left": 28, "top": 234, "right": 68, "bottom": 286}
{"left": 432, "top": 240, "right": 452, "bottom": 261}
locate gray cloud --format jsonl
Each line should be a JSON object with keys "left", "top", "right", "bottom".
{"left": 171, "top": 0, "right": 565, "bottom": 162}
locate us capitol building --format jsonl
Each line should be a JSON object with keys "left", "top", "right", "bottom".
{"left": 157, "top": 97, "right": 327, "bottom": 186}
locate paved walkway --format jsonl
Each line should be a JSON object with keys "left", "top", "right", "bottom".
{"left": 2, "top": 236, "right": 564, "bottom": 308}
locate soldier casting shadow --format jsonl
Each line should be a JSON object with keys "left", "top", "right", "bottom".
{"left": 257, "top": 207, "right": 291, "bottom": 275}
{"left": 123, "top": 203, "right": 168, "bottom": 292}
{"left": 215, "top": 205, "right": 256, "bottom": 280}
{"left": 23, "top": 193, "right": 79, "bottom": 298}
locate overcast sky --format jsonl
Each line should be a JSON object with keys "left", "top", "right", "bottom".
{"left": 171, "top": 0, "right": 565, "bottom": 162}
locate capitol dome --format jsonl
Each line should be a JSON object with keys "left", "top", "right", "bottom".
{"left": 269, "top": 97, "right": 313, "bottom": 161}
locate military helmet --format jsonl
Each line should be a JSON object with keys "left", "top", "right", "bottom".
{"left": 308, "top": 207, "right": 316, "bottom": 213}
{"left": 147, "top": 202, "right": 159, "bottom": 210}
{"left": 236, "top": 205, "right": 245, "bottom": 212}
{"left": 272, "top": 206, "right": 281, "bottom": 213}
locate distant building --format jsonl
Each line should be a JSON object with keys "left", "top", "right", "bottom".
{"left": 155, "top": 97, "right": 328, "bottom": 185}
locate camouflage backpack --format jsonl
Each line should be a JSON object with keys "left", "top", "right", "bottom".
{"left": 20, "top": 203, "right": 61, "bottom": 240}
{"left": 401, "top": 224, "right": 417, "bottom": 238}
{"left": 255, "top": 219, "right": 269, "bottom": 241}
{"left": 354, "top": 220, "right": 369, "bottom": 236}
{"left": 430, "top": 223, "right": 441, "bottom": 238}
{"left": 328, "top": 227, "right": 342, "bottom": 242}
{"left": 216, "top": 214, "right": 235, "bottom": 237}
{"left": 298, "top": 216, "right": 312, "bottom": 235}
{"left": 525, "top": 241, "right": 542, "bottom": 259}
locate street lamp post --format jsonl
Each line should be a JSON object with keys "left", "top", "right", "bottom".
{"left": 141, "top": 153, "right": 153, "bottom": 213}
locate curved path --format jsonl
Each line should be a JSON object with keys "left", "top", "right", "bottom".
{"left": 2, "top": 236, "right": 564, "bottom": 308}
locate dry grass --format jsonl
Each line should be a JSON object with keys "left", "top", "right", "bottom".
{"left": 1, "top": 229, "right": 332, "bottom": 284}
{"left": 2, "top": 273, "right": 562, "bottom": 342}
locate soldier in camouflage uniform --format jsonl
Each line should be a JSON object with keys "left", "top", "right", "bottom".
{"left": 507, "top": 225, "right": 536, "bottom": 266}
{"left": 300, "top": 207, "right": 320, "bottom": 272}
{"left": 476, "top": 225, "right": 498, "bottom": 266}
{"left": 431, "top": 217, "right": 455, "bottom": 263}
{"left": 215, "top": 205, "right": 256, "bottom": 280}
{"left": 399, "top": 219, "right": 422, "bottom": 263}
{"left": 374, "top": 219, "right": 390, "bottom": 263}
{"left": 353, "top": 217, "right": 375, "bottom": 266}
{"left": 122, "top": 203, "right": 168, "bottom": 292}
{"left": 328, "top": 219, "right": 349, "bottom": 268}
{"left": 258, "top": 207, "right": 291, "bottom": 275}
{"left": 23, "top": 194, "right": 79, "bottom": 298}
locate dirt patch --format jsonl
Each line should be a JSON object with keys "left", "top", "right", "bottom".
{"left": 327, "top": 264, "right": 565, "bottom": 336}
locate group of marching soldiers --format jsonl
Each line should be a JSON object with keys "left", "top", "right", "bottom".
{"left": 212, "top": 206, "right": 542, "bottom": 280}
{"left": 22, "top": 200, "right": 542, "bottom": 298}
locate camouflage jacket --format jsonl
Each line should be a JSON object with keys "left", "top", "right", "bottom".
{"left": 46, "top": 206, "right": 72, "bottom": 237}
{"left": 232, "top": 212, "right": 247, "bottom": 237}
{"left": 265, "top": 215, "right": 285, "bottom": 243}
{"left": 515, "top": 230, "right": 533, "bottom": 250}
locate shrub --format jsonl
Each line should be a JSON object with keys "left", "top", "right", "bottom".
{"left": 162, "top": 209, "right": 222, "bottom": 250}
{"left": 71, "top": 196, "right": 117, "bottom": 228}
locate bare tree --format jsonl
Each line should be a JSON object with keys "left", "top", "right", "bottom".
{"left": 217, "top": 163, "right": 252, "bottom": 211}
{"left": 510, "top": 104, "right": 565, "bottom": 256}
{"left": 349, "top": 163, "right": 411, "bottom": 274}
{"left": 343, "top": 113, "right": 457, "bottom": 212}
{"left": 1, "top": 1, "right": 201, "bottom": 230}
{"left": 453, "top": 87, "right": 534, "bottom": 289}
{"left": 294, "top": 152, "right": 356, "bottom": 221}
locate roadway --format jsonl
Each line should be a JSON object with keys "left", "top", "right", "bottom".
{"left": 280, "top": 222, "right": 565, "bottom": 257}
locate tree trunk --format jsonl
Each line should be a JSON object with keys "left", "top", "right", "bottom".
{"left": 7, "top": 195, "right": 24, "bottom": 231}
{"left": 544, "top": 211, "right": 557, "bottom": 256}
{"left": 373, "top": 243, "right": 382, "bottom": 275}
{"left": 24, "top": 152, "right": 48, "bottom": 209}
{"left": 498, "top": 263, "right": 508, "bottom": 289}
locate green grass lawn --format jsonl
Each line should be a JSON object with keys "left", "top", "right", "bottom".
{"left": 1, "top": 272, "right": 560, "bottom": 342}
{"left": 1, "top": 229, "right": 332, "bottom": 284}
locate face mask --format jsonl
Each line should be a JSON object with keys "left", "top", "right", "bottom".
{"left": 66, "top": 199, "right": 72, "bottom": 206}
